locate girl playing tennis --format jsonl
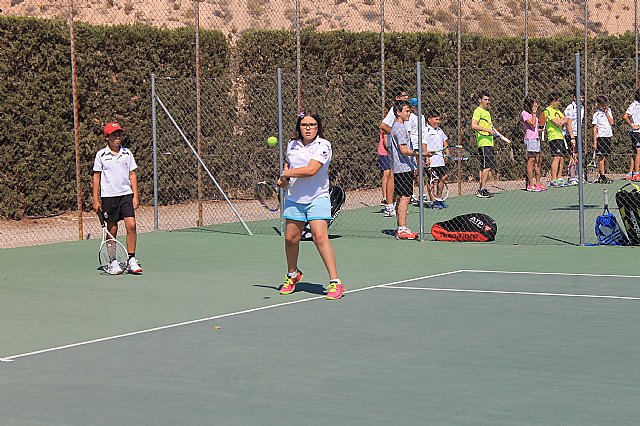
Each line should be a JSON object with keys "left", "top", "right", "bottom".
{"left": 277, "top": 111, "right": 344, "bottom": 300}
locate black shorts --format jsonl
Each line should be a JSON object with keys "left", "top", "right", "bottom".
{"left": 429, "top": 166, "right": 449, "bottom": 180}
{"left": 549, "top": 139, "right": 569, "bottom": 156}
{"left": 595, "top": 137, "right": 612, "bottom": 157}
{"left": 630, "top": 132, "right": 640, "bottom": 151}
{"left": 102, "top": 194, "right": 135, "bottom": 222}
{"left": 564, "top": 134, "right": 580, "bottom": 154}
{"left": 477, "top": 146, "right": 495, "bottom": 170}
{"left": 394, "top": 171, "right": 414, "bottom": 197}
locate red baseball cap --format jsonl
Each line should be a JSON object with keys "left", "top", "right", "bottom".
{"left": 104, "top": 122, "right": 124, "bottom": 136}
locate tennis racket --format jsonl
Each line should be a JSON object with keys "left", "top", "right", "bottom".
{"left": 426, "top": 145, "right": 470, "bottom": 161}
{"left": 492, "top": 127, "right": 515, "bottom": 161}
{"left": 97, "top": 209, "right": 128, "bottom": 274}
{"left": 585, "top": 152, "right": 599, "bottom": 184}
{"left": 255, "top": 181, "right": 280, "bottom": 212}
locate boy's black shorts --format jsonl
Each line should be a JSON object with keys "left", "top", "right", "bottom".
{"left": 394, "top": 171, "right": 414, "bottom": 197}
{"left": 102, "top": 194, "right": 135, "bottom": 222}
{"left": 477, "top": 146, "right": 495, "bottom": 170}
{"left": 549, "top": 139, "right": 569, "bottom": 156}
{"left": 630, "top": 132, "right": 640, "bottom": 150}
{"left": 595, "top": 137, "right": 612, "bottom": 157}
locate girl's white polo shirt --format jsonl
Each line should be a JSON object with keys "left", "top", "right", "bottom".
{"left": 93, "top": 146, "right": 138, "bottom": 197}
{"left": 285, "top": 137, "right": 331, "bottom": 204}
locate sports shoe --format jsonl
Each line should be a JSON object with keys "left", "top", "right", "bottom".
{"left": 432, "top": 201, "right": 443, "bottom": 209}
{"left": 526, "top": 184, "right": 537, "bottom": 192}
{"left": 326, "top": 280, "right": 345, "bottom": 300}
{"left": 107, "top": 259, "right": 123, "bottom": 275}
{"left": 476, "top": 189, "right": 489, "bottom": 198}
{"left": 127, "top": 257, "right": 143, "bottom": 274}
{"left": 279, "top": 269, "right": 303, "bottom": 295}
{"left": 568, "top": 178, "right": 579, "bottom": 186}
{"left": 626, "top": 174, "right": 634, "bottom": 181}
{"left": 633, "top": 174, "right": 640, "bottom": 182}
{"left": 597, "top": 175, "right": 613, "bottom": 184}
{"left": 438, "top": 200, "right": 449, "bottom": 208}
{"left": 535, "top": 183, "right": 546, "bottom": 191}
{"left": 395, "top": 228, "right": 418, "bottom": 240}
{"left": 380, "top": 199, "right": 387, "bottom": 206}
{"left": 383, "top": 207, "right": 396, "bottom": 217}
{"left": 410, "top": 195, "right": 418, "bottom": 204}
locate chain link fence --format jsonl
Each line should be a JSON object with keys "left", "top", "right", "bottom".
{"left": 2, "top": 0, "right": 640, "bottom": 248}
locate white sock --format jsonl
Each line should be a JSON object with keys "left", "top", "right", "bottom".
{"left": 287, "top": 271, "right": 298, "bottom": 278}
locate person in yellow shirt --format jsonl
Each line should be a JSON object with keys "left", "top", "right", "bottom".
{"left": 471, "top": 92, "right": 506, "bottom": 198}
{"left": 543, "top": 93, "right": 573, "bottom": 187}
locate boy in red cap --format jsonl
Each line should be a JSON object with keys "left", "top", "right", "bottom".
{"left": 92, "top": 122, "right": 142, "bottom": 275}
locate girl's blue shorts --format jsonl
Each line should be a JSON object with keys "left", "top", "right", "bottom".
{"left": 283, "top": 196, "right": 332, "bottom": 222}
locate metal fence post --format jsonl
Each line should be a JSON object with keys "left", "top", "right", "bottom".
{"left": 277, "top": 68, "right": 285, "bottom": 236}
{"left": 152, "top": 73, "right": 159, "bottom": 230}
{"left": 576, "top": 53, "right": 585, "bottom": 246}
{"left": 380, "top": 0, "right": 385, "bottom": 118}
{"left": 69, "top": 0, "right": 83, "bottom": 240}
{"left": 417, "top": 62, "right": 424, "bottom": 241}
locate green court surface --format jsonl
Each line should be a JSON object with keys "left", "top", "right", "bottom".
{"left": 200, "top": 180, "right": 630, "bottom": 246}
{"left": 1, "top": 231, "right": 640, "bottom": 425}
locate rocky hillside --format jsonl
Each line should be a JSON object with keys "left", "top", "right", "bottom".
{"left": 0, "top": 0, "right": 635, "bottom": 36}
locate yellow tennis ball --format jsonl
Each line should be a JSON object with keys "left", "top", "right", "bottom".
{"left": 267, "top": 136, "right": 278, "bottom": 148}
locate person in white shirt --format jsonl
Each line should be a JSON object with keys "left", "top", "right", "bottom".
{"left": 92, "top": 122, "right": 142, "bottom": 275}
{"left": 424, "top": 110, "right": 449, "bottom": 209}
{"left": 278, "top": 111, "right": 344, "bottom": 300}
{"left": 564, "top": 94, "right": 584, "bottom": 185}
{"left": 592, "top": 96, "right": 615, "bottom": 184}
{"left": 623, "top": 88, "right": 640, "bottom": 181}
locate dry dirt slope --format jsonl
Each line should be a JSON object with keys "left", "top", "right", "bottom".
{"left": 0, "top": 0, "right": 636, "bottom": 36}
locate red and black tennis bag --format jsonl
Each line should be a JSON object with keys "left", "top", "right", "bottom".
{"left": 431, "top": 213, "right": 497, "bottom": 242}
{"left": 615, "top": 184, "right": 640, "bottom": 246}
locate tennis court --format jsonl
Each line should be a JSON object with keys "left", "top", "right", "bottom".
{"left": 2, "top": 231, "right": 639, "bottom": 425}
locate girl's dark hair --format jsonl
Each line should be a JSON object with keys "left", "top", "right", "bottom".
{"left": 523, "top": 96, "right": 537, "bottom": 114}
{"left": 634, "top": 89, "right": 640, "bottom": 102}
{"left": 596, "top": 95, "right": 608, "bottom": 105}
{"left": 294, "top": 110, "right": 324, "bottom": 140}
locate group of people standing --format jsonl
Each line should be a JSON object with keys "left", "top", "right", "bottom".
{"left": 378, "top": 87, "right": 451, "bottom": 240}
{"left": 377, "top": 87, "right": 640, "bottom": 219}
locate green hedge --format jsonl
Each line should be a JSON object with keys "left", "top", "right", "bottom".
{"left": 0, "top": 16, "right": 229, "bottom": 219}
{"left": 1, "top": 17, "right": 637, "bottom": 218}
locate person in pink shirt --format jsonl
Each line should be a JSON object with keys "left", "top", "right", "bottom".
{"left": 521, "top": 97, "right": 545, "bottom": 191}
{"left": 377, "top": 129, "right": 392, "bottom": 207}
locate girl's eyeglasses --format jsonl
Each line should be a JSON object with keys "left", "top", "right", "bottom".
{"left": 300, "top": 123, "right": 318, "bottom": 128}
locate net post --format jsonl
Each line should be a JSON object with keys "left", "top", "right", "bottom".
{"left": 576, "top": 52, "right": 585, "bottom": 246}
{"left": 152, "top": 73, "right": 159, "bottom": 230}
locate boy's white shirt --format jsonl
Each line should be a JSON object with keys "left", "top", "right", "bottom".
{"left": 592, "top": 108, "right": 614, "bottom": 138}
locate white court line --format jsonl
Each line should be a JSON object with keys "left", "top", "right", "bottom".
{"left": 460, "top": 269, "right": 640, "bottom": 279}
{"left": 0, "top": 270, "right": 463, "bottom": 362}
{"left": 384, "top": 286, "right": 640, "bottom": 301}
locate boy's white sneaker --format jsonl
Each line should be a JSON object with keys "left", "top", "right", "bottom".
{"left": 127, "top": 257, "right": 142, "bottom": 274}
{"left": 108, "top": 260, "right": 123, "bottom": 275}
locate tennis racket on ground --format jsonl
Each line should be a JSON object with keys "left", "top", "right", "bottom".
{"left": 97, "top": 209, "right": 128, "bottom": 274}
{"left": 585, "top": 152, "right": 599, "bottom": 184}
{"left": 255, "top": 181, "right": 280, "bottom": 212}
{"left": 492, "top": 127, "right": 515, "bottom": 161}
